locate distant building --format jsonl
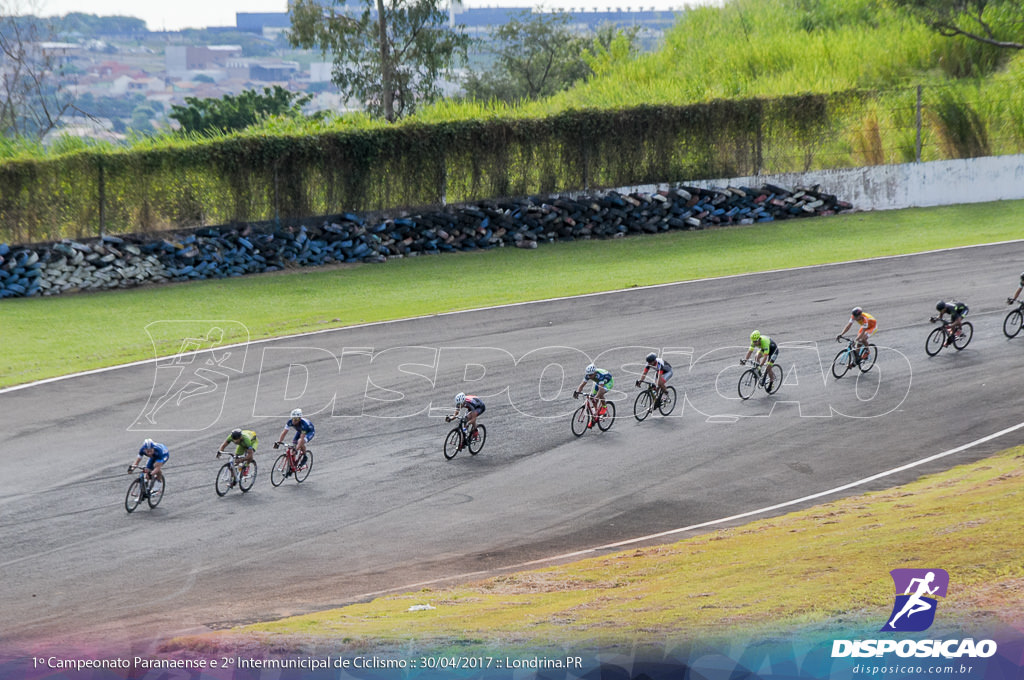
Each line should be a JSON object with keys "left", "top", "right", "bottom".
{"left": 165, "top": 45, "right": 244, "bottom": 76}
{"left": 310, "top": 62, "right": 334, "bottom": 83}
{"left": 249, "top": 61, "right": 300, "bottom": 81}
{"left": 236, "top": 12, "right": 292, "bottom": 34}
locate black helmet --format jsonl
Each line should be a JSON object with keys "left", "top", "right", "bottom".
{"left": 851, "top": 307, "right": 862, "bottom": 317}
{"left": 936, "top": 300, "right": 945, "bottom": 311}
{"left": 645, "top": 352, "right": 657, "bottom": 363}
{"left": 230, "top": 428, "right": 243, "bottom": 440}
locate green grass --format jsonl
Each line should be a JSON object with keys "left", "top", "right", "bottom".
{"left": 164, "top": 445, "right": 1024, "bottom": 655}
{"left": 4, "top": 199, "right": 1024, "bottom": 388}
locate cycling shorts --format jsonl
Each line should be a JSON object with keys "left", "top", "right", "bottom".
{"left": 950, "top": 305, "right": 969, "bottom": 321}
{"left": 468, "top": 403, "right": 485, "bottom": 417}
{"left": 292, "top": 430, "right": 315, "bottom": 443}
{"left": 858, "top": 321, "right": 877, "bottom": 334}
{"left": 591, "top": 377, "right": 613, "bottom": 395}
{"left": 145, "top": 452, "right": 169, "bottom": 468}
{"left": 659, "top": 367, "right": 673, "bottom": 382}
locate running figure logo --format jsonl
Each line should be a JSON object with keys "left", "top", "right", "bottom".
{"left": 130, "top": 321, "right": 248, "bottom": 431}
{"left": 881, "top": 568, "right": 949, "bottom": 632}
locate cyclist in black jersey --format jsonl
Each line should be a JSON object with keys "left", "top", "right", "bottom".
{"left": 932, "top": 300, "right": 968, "bottom": 346}
{"left": 635, "top": 353, "right": 672, "bottom": 407}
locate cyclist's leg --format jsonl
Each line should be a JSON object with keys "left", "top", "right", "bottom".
{"left": 596, "top": 386, "right": 607, "bottom": 412}
{"left": 151, "top": 460, "right": 164, "bottom": 484}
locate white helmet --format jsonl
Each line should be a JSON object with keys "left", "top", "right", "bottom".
{"left": 142, "top": 438, "right": 154, "bottom": 449}
{"left": 290, "top": 408, "right": 303, "bottom": 418}
{"left": 455, "top": 392, "right": 466, "bottom": 406}
{"left": 585, "top": 363, "right": 596, "bottom": 376}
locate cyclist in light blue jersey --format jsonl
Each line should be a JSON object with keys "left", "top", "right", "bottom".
{"left": 574, "top": 363, "right": 613, "bottom": 421}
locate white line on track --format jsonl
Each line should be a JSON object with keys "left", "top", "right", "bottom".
{"left": 351, "top": 418, "right": 1024, "bottom": 601}
{"left": 4, "top": 237, "right": 1022, "bottom": 396}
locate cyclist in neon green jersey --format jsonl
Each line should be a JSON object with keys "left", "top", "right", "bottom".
{"left": 740, "top": 330, "right": 779, "bottom": 389}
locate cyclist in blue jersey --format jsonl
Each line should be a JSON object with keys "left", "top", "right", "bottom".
{"left": 574, "top": 363, "right": 613, "bottom": 424}
{"left": 447, "top": 392, "right": 485, "bottom": 443}
{"left": 275, "top": 408, "right": 314, "bottom": 469}
{"left": 129, "top": 438, "right": 169, "bottom": 488}
{"left": 635, "top": 352, "right": 672, "bottom": 408}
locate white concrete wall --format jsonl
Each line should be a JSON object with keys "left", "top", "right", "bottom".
{"left": 630, "top": 154, "right": 1024, "bottom": 212}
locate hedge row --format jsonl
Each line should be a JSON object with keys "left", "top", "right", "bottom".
{"left": 0, "top": 96, "right": 835, "bottom": 244}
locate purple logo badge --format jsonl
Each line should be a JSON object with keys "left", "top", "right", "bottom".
{"left": 881, "top": 568, "right": 949, "bottom": 632}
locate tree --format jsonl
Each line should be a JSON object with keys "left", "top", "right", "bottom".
{"left": 0, "top": 0, "right": 74, "bottom": 138}
{"left": 289, "top": 0, "right": 469, "bottom": 122}
{"left": 169, "top": 86, "right": 313, "bottom": 135}
{"left": 462, "top": 11, "right": 636, "bottom": 103}
{"left": 582, "top": 22, "right": 641, "bottom": 78}
{"left": 889, "top": 0, "right": 1024, "bottom": 49}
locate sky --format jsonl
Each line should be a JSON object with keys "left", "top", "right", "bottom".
{"left": 34, "top": 0, "right": 699, "bottom": 32}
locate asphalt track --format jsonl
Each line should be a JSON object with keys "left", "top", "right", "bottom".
{"left": 3, "top": 241, "right": 1024, "bottom": 656}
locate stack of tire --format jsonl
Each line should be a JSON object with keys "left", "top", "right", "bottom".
{"left": 0, "top": 183, "right": 852, "bottom": 299}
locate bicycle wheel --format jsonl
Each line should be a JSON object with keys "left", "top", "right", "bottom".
{"left": 271, "top": 453, "right": 289, "bottom": 487}
{"left": 766, "top": 365, "right": 783, "bottom": 394}
{"left": 147, "top": 478, "right": 164, "bottom": 509}
{"left": 831, "top": 350, "right": 852, "bottom": 379}
{"left": 238, "top": 461, "right": 257, "bottom": 492}
{"left": 925, "top": 328, "right": 946, "bottom": 356}
{"left": 215, "top": 463, "right": 234, "bottom": 496}
{"left": 294, "top": 450, "right": 312, "bottom": 482}
{"left": 633, "top": 390, "right": 654, "bottom": 421}
{"left": 468, "top": 425, "right": 486, "bottom": 455}
{"left": 125, "top": 478, "right": 143, "bottom": 513}
{"left": 444, "top": 428, "right": 463, "bottom": 459}
{"left": 1003, "top": 309, "right": 1023, "bottom": 338}
{"left": 571, "top": 405, "right": 589, "bottom": 437}
{"left": 953, "top": 322, "right": 973, "bottom": 350}
{"left": 658, "top": 386, "right": 677, "bottom": 416}
{"left": 597, "top": 401, "right": 616, "bottom": 431}
{"left": 738, "top": 368, "right": 758, "bottom": 399}
{"left": 858, "top": 344, "right": 878, "bottom": 373}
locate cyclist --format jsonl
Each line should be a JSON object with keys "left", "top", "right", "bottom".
{"left": 216, "top": 428, "right": 258, "bottom": 485}
{"left": 1007, "top": 272, "right": 1024, "bottom": 305}
{"left": 740, "top": 330, "right": 779, "bottom": 388}
{"left": 932, "top": 300, "right": 969, "bottom": 346}
{"left": 635, "top": 352, "right": 672, "bottom": 407}
{"left": 274, "top": 408, "right": 314, "bottom": 470}
{"left": 574, "top": 363, "right": 612, "bottom": 427}
{"left": 129, "top": 438, "right": 168, "bottom": 488}
{"left": 837, "top": 307, "right": 877, "bottom": 360}
{"left": 446, "top": 392, "right": 484, "bottom": 445}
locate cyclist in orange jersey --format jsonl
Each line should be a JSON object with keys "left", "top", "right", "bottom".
{"left": 837, "top": 307, "right": 876, "bottom": 360}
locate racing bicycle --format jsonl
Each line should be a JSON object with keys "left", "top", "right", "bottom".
{"left": 1004, "top": 300, "right": 1024, "bottom": 338}
{"left": 443, "top": 415, "right": 486, "bottom": 460}
{"left": 925, "top": 317, "right": 973, "bottom": 356}
{"left": 125, "top": 466, "right": 164, "bottom": 513}
{"left": 737, "top": 361, "right": 783, "bottom": 400}
{"left": 633, "top": 379, "right": 676, "bottom": 420}
{"left": 271, "top": 441, "right": 313, "bottom": 486}
{"left": 832, "top": 335, "right": 878, "bottom": 378}
{"left": 571, "top": 391, "right": 616, "bottom": 436}
{"left": 215, "top": 452, "right": 257, "bottom": 496}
